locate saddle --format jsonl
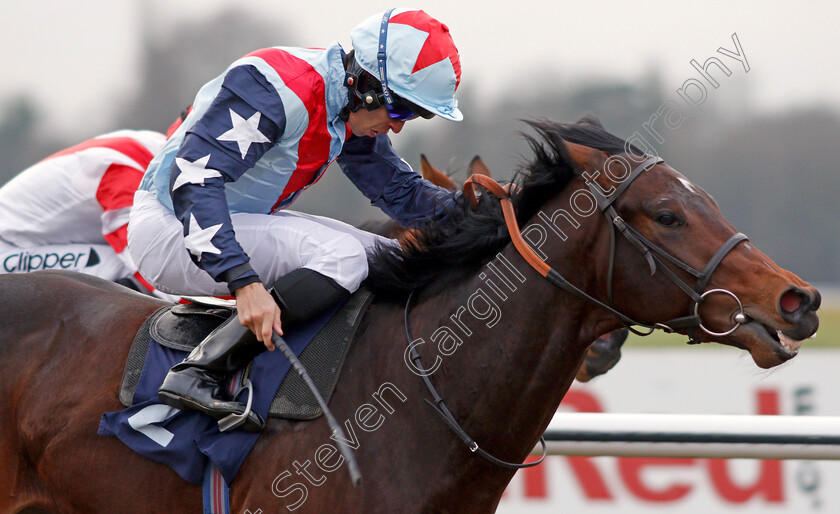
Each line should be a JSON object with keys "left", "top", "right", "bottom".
{"left": 120, "top": 288, "right": 374, "bottom": 420}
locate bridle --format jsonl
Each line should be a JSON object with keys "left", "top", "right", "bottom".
{"left": 405, "top": 154, "right": 750, "bottom": 470}
{"left": 581, "top": 155, "right": 750, "bottom": 339}
{"left": 463, "top": 155, "right": 751, "bottom": 340}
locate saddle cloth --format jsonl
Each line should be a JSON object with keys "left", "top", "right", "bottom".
{"left": 99, "top": 288, "right": 373, "bottom": 485}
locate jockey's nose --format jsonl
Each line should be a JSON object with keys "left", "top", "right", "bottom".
{"left": 389, "top": 120, "right": 406, "bottom": 134}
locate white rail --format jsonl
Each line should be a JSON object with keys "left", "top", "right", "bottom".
{"left": 531, "top": 413, "right": 840, "bottom": 460}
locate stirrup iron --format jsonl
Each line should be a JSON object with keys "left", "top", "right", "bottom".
{"left": 218, "top": 378, "right": 255, "bottom": 432}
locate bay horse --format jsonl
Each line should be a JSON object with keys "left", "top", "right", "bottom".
{"left": 364, "top": 152, "right": 629, "bottom": 382}
{"left": 0, "top": 117, "right": 820, "bottom": 513}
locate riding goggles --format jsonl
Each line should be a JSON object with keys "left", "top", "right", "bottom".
{"left": 350, "top": 83, "right": 433, "bottom": 121}
{"left": 388, "top": 95, "right": 434, "bottom": 121}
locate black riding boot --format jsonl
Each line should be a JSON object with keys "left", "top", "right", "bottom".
{"left": 269, "top": 268, "right": 351, "bottom": 327}
{"left": 157, "top": 269, "right": 350, "bottom": 432}
{"left": 157, "top": 316, "right": 267, "bottom": 432}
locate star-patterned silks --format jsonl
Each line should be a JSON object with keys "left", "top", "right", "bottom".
{"left": 184, "top": 213, "right": 222, "bottom": 261}
{"left": 217, "top": 109, "right": 270, "bottom": 159}
{"left": 171, "top": 155, "right": 222, "bottom": 191}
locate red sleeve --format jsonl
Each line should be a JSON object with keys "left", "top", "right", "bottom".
{"left": 96, "top": 163, "right": 145, "bottom": 211}
{"left": 97, "top": 163, "right": 145, "bottom": 253}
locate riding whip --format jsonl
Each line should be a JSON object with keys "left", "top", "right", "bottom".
{"left": 272, "top": 333, "right": 363, "bottom": 487}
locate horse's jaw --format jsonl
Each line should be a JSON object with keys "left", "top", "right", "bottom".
{"left": 709, "top": 312, "right": 819, "bottom": 368}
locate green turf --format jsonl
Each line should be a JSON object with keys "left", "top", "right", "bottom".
{"left": 625, "top": 307, "right": 840, "bottom": 349}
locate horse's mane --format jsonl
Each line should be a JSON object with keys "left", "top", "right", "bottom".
{"left": 365, "top": 115, "right": 640, "bottom": 295}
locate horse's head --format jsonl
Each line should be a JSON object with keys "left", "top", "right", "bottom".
{"left": 519, "top": 118, "right": 819, "bottom": 369}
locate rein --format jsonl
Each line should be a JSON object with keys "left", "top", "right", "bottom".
{"left": 462, "top": 157, "right": 750, "bottom": 340}
{"left": 405, "top": 289, "right": 548, "bottom": 469}
{"left": 403, "top": 155, "right": 750, "bottom": 470}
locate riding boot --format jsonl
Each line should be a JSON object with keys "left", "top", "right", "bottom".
{"left": 158, "top": 268, "right": 350, "bottom": 432}
{"left": 270, "top": 268, "right": 351, "bottom": 327}
{"left": 158, "top": 316, "right": 267, "bottom": 432}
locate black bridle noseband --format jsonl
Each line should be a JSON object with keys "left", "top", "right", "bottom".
{"left": 583, "top": 156, "right": 750, "bottom": 340}
{"left": 405, "top": 154, "right": 751, "bottom": 470}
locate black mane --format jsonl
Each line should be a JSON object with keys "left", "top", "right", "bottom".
{"left": 365, "top": 116, "right": 638, "bottom": 294}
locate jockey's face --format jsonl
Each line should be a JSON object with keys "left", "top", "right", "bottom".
{"left": 347, "top": 106, "right": 407, "bottom": 138}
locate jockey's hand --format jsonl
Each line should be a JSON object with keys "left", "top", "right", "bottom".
{"left": 233, "top": 282, "right": 282, "bottom": 351}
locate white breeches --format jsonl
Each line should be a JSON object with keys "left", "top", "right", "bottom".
{"left": 127, "top": 190, "right": 395, "bottom": 296}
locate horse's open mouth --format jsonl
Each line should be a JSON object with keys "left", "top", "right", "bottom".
{"left": 760, "top": 322, "right": 802, "bottom": 354}
{"left": 726, "top": 320, "right": 808, "bottom": 368}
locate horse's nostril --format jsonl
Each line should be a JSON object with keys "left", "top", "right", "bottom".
{"left": 780, "top": 289, "right": 808, "bottom": 315}
{"left": 780, "top": 291, "right": 802, "bottom": 313}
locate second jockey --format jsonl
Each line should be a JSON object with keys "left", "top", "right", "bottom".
{"left": 0, "top": 113, "right": 188, "bottom": 301}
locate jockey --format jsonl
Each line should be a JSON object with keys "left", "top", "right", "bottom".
{"left": 128, "top": 8, "right": 463, "bottom": 431}
{"left": 0, "top": 113, "right": 188, "bottom": 301}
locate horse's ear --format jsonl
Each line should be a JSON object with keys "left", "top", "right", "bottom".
{"left": 468, "top": 156, "right": 491, "bottom": 177}
{"left": 577, "top": 115, "right": 605, "bottom": 130}
{"left": 420, "top": 154, "right": 433, "bottom": 176}
{"left": 563, "top": 141, "right": 609, "bottom": 174}
{"left": 420, "top": 154, "right": 457, "bottom": 191}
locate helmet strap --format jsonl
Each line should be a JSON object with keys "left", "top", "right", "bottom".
{"left": 376, "top": 8, "right": 396, "bottom": 108}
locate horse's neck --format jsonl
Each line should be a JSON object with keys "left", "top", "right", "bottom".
{"left": 409, "top": 226, "right": 601, "bottom": 471}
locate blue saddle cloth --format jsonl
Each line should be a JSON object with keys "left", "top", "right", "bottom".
{"left": 99, "top": 302, "right": 341, "bottom": 486}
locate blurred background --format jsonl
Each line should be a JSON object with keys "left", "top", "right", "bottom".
{"left": 2, "top": 2, "right": 838, "bottom": 511}
{"left": 1, "top": 0, "right": 837, "bottom": 288}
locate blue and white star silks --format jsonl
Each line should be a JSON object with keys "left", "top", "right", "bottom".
{"left": 184, "top": 214, "right": 222, "bottom": 261}
{"left": 172, "top": 155, "right": 222, "bottom": 191}
{"left": 216, "top": 109, "right": 270, "bottom": 160}
{"left": 139, "top": 46, "right": 460, "bottom": 294}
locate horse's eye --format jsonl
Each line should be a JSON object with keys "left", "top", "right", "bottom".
{"left": 656, "top": 213, "right": 680, "bottom": 227}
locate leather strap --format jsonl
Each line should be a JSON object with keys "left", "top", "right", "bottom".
{"left": 433, "top": 161, "right": 750, "bottom": 470}
{"left": 697, "top": 232, "right": 748, "bottom": 291}
{"left": 464, "top": 174, "right": 550, "bottom": 277}
{"left": 405, "top": 289, "right": 547, "bottom": 469}
{"left": 462, "top": 167, "right": 748, "bottom": 335}
{"left": 463, "top": 175, "right": 660, "bottom": 329}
